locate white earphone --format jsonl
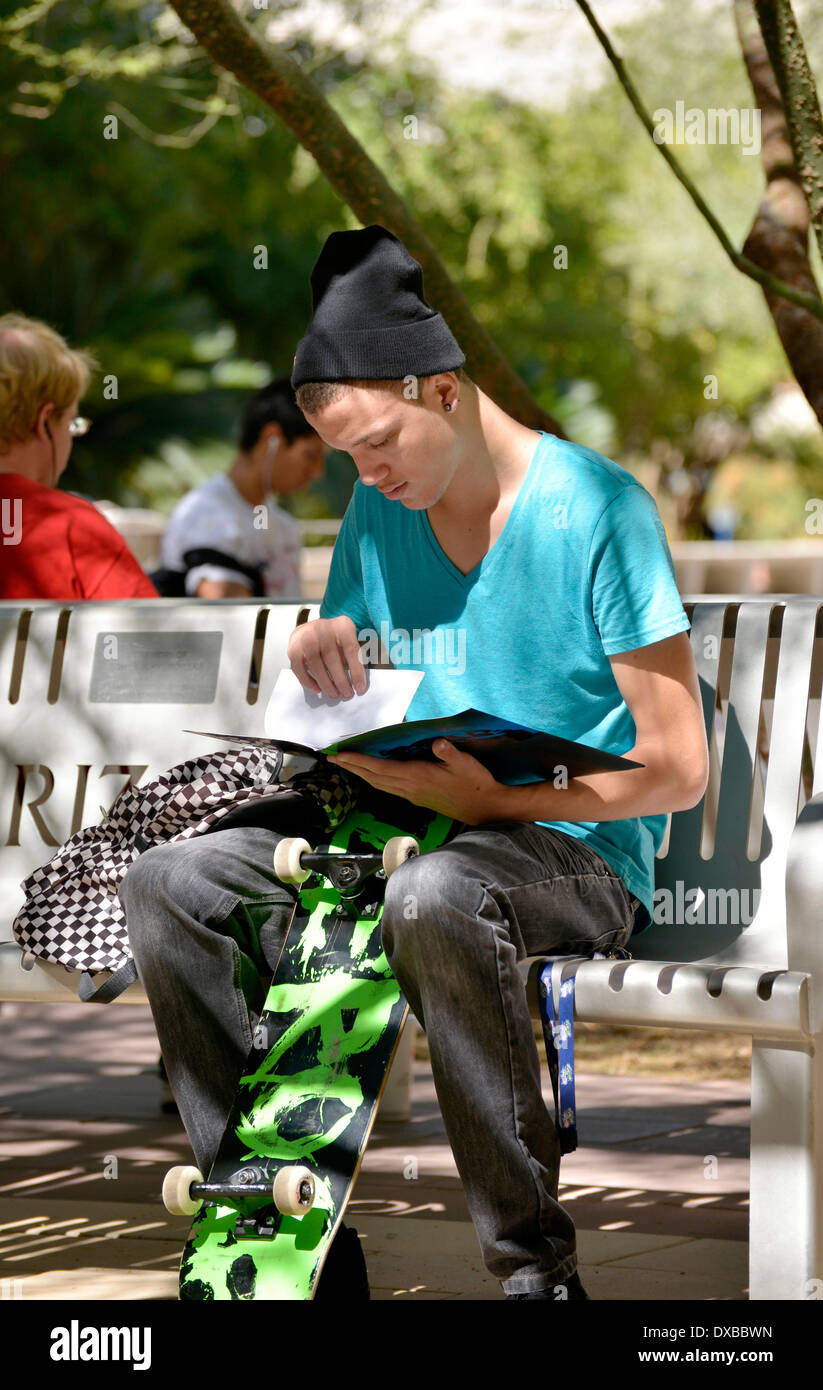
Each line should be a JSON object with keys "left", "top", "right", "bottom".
{"left": 262, "top": 434, "right": 280, "bottom": 501}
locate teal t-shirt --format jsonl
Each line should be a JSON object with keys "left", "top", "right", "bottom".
{"left": 319, "top": 430, "right": 691, "bottom": 920}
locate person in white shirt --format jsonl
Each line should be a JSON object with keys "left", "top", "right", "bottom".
{"left": 156, "top": 377, "right": 327, "bottom": 598}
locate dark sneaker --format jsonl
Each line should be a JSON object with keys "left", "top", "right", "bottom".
{"left": 313, "top": 1222, "right": 370, "bottom": 1301}
{"left": 506, "top": 1271, "right": 590, "bottom": 1300}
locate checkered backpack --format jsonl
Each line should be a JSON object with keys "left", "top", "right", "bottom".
{"left": 12, "top": 744, "right": 358, "bottom": 1004}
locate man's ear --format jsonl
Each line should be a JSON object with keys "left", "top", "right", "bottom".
{"left": 257, "top": 421, "right": 285, "bottom": 453}
{"left": 427, "top": 372, "right": 459, "bottom": 411}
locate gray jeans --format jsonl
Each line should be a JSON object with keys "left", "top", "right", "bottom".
{"left": 119, "top": 818, "right": 638, "bottom": 1295}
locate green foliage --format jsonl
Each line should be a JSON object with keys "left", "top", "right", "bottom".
{"left": 2, "top": 0, "right": 821, "bottom": 535}
{"left": 1, "top": 0, "right": 349, "bottom": 508}
{"left": 705, "top": 453, "right": 815, "bottom": 540}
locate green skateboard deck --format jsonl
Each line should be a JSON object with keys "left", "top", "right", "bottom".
{"left": 169, "top": 803, "right": 452, "bottom": 1300}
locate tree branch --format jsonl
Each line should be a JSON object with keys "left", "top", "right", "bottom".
{"left": 575, "top": 0, "right": 823, "bottom": 324}
{"left": 167, "top": 0, "right": 565, "bottom": 433}
{"left": 108, "top": 75, "right": 238, "bottom": 149}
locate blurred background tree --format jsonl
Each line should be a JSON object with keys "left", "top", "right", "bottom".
{"left": 3, "top": 0, "right": 822, "bottom": 539}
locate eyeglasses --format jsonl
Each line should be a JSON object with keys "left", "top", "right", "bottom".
{"left": 69, "top": 417, "right": 91, "bottom": 437}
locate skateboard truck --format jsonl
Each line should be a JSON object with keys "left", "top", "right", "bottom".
{"left": 274, "top": 835, "right": 420, "bottom": 891}
{"left": 162, "top": 1163, "right": 316, "bottom": 1219}
{"left": 234, "top": 1215, "right": 277, "bottom": 1238}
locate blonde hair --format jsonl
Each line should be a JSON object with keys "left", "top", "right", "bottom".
{"left": 0, "top": 313, "right": 98, "bottom": 453}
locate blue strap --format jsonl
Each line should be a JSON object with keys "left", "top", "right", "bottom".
{"left": 538, "top": 964, "right": 578, "bottom": 1154}
{"left": 538, "top": 949, "right": 632, "bottom": 1155}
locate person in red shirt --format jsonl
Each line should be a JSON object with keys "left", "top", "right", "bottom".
{"left": 0, "top": 313, "right": 158, "bottom": 600}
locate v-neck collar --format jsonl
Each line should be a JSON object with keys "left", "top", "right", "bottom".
{"left": 420, "top": 430, "right": 547, "bottom": 585}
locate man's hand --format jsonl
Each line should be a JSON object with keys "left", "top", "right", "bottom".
{"left": 287, "top": 615, "right": 367, "bottom": 699}
{"left": 328, "top": 739, "right": 506, "bottom": 824}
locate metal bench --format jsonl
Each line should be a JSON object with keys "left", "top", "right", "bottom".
{"left": 0, "top": 597, "right": 417, "bottom": 1118}
{"left": 2, "top": 595, "right": 822, "bottom": 1300}
{"left": 522, "top": 595, "right": 823, "bottom": 1300}
{"left": 0, "top": 598, "right": 300, "bottom": 1000}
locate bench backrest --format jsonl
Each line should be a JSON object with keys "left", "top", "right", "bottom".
{"left": 0, "top": 599, "right": 313, "bottom": 933}
{"left": 1, "top": 597, "right": 820, "bottom": 978}
{"left": 638, "top": 598, "right": 822, "bottom": 974}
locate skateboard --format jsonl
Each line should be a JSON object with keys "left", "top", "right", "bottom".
{"left": 163, "top": 800, "right": 453, "bottom": 1300}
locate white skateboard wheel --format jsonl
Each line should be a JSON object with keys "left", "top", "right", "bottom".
{"left": 382, "top": 836, "right": 420, "bottom": 877}
{"left": 162, "top": 1165, "right": 204, "bottom": 1216}
{"left": 273, "top": 837, "right": 313, "bottom": 884}
{"left": 272, "top": 1165, "right": 316, "bottom": 1215}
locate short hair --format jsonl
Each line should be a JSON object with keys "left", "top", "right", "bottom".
{"left": 295, "top": 366, "right": 470, "bottom": 417}
{"left": 0, "top": 312, "right": 97, "bottom": 454}
{"left": 239, "top": 376, "right": 316, "bottom": 452}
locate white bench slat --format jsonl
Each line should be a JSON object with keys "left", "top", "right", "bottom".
{"left": 0, "top": 944, "right": 148, "bottom": 1004}
{"left": 761, "top": 601, "right": 817, "bottom": 839}
{"left": 522, "top": 956, "right": 810, "bottom": 1039}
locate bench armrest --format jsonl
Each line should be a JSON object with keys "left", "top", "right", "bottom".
{"left": 786, "top": 790, "right": 823, "bottom": 1032}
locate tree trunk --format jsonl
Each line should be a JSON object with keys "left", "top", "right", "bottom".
{"left": 735, "top": 0, "right": 823, "bottom": 426}
{"left": 168, "top": 0, "right": 565, "bottom": 435}
{"left": 753, "top": 0, "right": 823, "bottom": 265}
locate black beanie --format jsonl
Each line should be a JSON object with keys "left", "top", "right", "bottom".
{"left": 291, "top": 224, "right": 465, "bottom": 388}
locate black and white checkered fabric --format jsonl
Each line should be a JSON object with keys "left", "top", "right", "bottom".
{"left": 289, "top": 765, "right": 358, "bottom": 830}
{"left": 12, "top": 745, "right": 356, "bottom": 980}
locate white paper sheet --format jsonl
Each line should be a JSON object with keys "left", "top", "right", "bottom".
{"left": 263, "top": 667, "right": 424, "bottom": 749}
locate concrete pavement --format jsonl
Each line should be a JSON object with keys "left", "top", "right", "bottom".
{"left": 0, "top": 1002, "right": 748, "bottom": 1301}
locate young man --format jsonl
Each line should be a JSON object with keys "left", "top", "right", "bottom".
{"left": 155, "top": 377, "right": 326, "bottom": 598}
{"left": 287, "top": 225, "right": 709, "bottom": 1298}
{"left": 0, "top": 313, "right": 158, "bottom": 600}
{"left": 121, "top": 225, "right": 707, "bottom": 1301}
